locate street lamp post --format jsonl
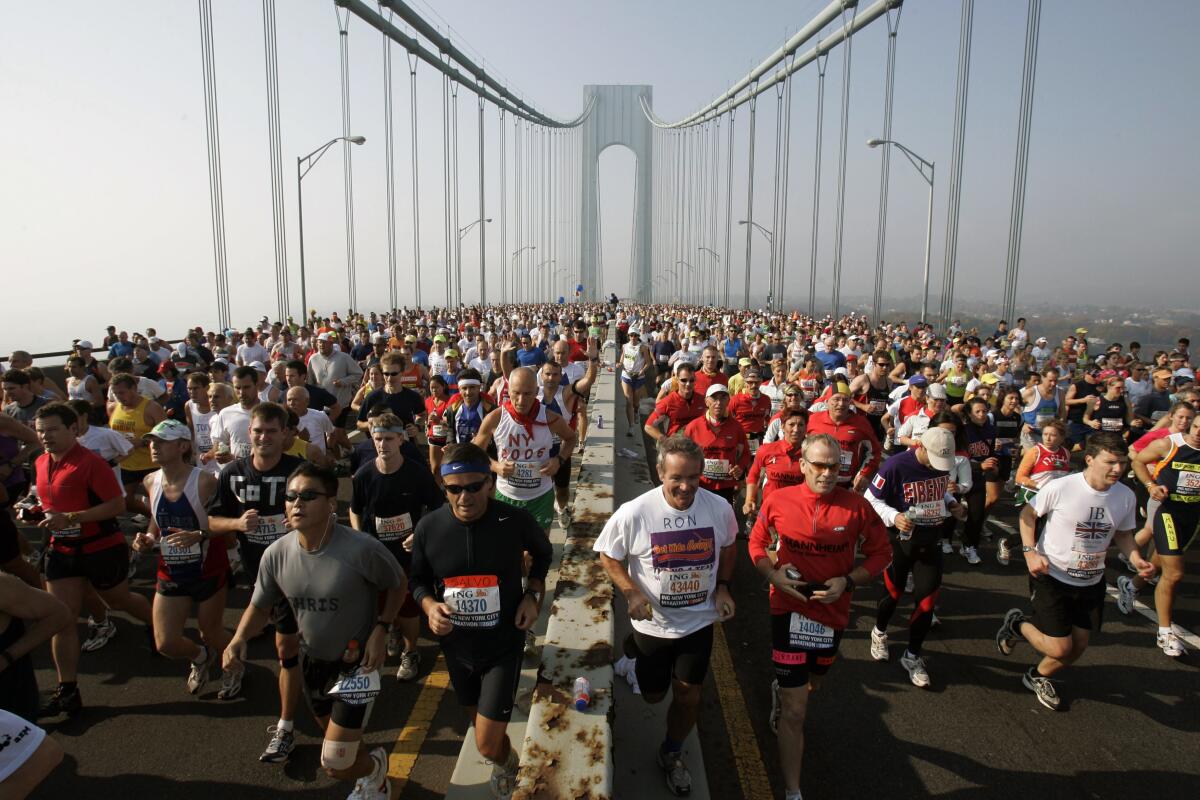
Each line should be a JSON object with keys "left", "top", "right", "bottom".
{"left": 676, "top": 260, "right": 698, "bottom": 306}
{"left": 867, "top": 138, "right": 935, "bottom": 323}
{"left": 510, "top": 245, "right": 536, "bottom": 301}
{"left": 456, "top": 217, "right": 491, "bottom": 307}
{"left": 699, "top": 247, "right": 720, "bottom": 307}
{"left": 297, "top": 135, "right": 365, "bottom": 317}
{"left": 737, "top": 221, "right": 774, "bottom": 309}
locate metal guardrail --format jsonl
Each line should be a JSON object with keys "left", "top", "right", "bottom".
{"left": 514, "top": 332, "right": 617, "bottom": 800}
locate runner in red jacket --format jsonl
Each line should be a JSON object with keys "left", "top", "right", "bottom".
{"left": 748, "top": 431, "right": 890, "bottom": 799}
{"left": 683, "top": 384, "right": 749, "bottom": 504}
{"left": 806, "top": 382, "right": 881, "bottom": 493}
{"left": 644, "top": 363, "right": 706, "bottom": 439}
{"left": 728, "top": 369, "right": 772, "bottom": 454}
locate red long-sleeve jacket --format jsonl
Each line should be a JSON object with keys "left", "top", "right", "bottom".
{"left": 749, "top": 482, "right": 891, "bottom": 629}
{"left": 684, "top": 413, "right": 750, "bottom": 491}
{"left": 806, "top": 410, "right": 882, "bottom": 487}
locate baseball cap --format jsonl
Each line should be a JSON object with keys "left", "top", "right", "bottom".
{"left": 249, "top": 361, "right": 268, "bottom": 373}
{"left": 210, "top": 357, "right": 229, "bottom": 368}
{"left": 1036, "top": 336, "right": 1048, "bottom": 344}
{"left": 445, "top": 349, "right": 460, "bottom": 359}
{"left": 77, "top": 340, "right": 94, "bottom": 350}
{"left": 143, "top": 419, "right": 191, "bottom": 443}
{"left": 784, "top": 384, "right": 804, "bottom": 396}
{"left": 705, "top": 383, "right": 730, "bottom": 398}
{"left": 404, "top": 335, "right": 416, "bottom": 343}
{"left": 433, "top": 334, "right": 448, "bottom": 343}
{"left": 738, "top": 357, "right": 752, "bottom": 367}
{"left": 1075, "top": 327, "right": 1089, "bottom": 335}
{"left": 920, "top": 427, "right": 956, "bottom": 471}
{"left": 927, "top": 383, "right": 948, "bottom": 400}
{"left": 371, "top": 332, "right": 385, "bottom": 342}
{"left": 908, "top": 375, "right": 928, "bottom": 387}
{"left": 317, "top": 332, "right": 333, "bottom": 342}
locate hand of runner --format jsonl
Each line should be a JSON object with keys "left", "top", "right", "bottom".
{"left": 514, "top": 594, "right": 540, "bottom": 631}
{"left": 741, "top": 498, "right": 756, "bottom": 517}
{"left": 132, "top": 531, "right": 156, "bottom": 553}
{"left": 401, "top": 531, "right": 415, "bottom": 553}
{"left": 852, "top": 472, "right": 871, "bottom": 493}
{"left": 164, "top": 527, "right": 203, "bottom": 548}
{"left": 714, "top": 584, "right": 736, "bottom": 621}
{"left": 38, "top": 511, "right": 71, "bottom": 530}
{"left": 405, "top": 423, "right": 420, "bottom": 440}
{"left": 894, "top": 512, "right": 916, "bottom": 533}
{"left": 240, "top": 509, "right": 260, "bottom": 533}
{"left": 768, "top": 565, "right": 808, "bottom": 602}
{"left": 1024, "top": 549, "right": 1050, "bottom": 577}
{"left": 811, "top": 575, "right": 847, "bottom": 604}
{"left": 360, "top": 625, "right": 387, "bottom": 672}
{"left": 1130, "top": 552, "right": 1157, "bottom": 580}
{"left": 949, "top": 501, "right": 967, "bottom": 521}
{"left": 981, "top": 457, "right": 999, "bottom": 472}
{"left": 1148, "top": 484, "right": 1168, "bottom": 502}
{"left": 730, "top": 464, "right": 745, "bottom": 481}
{"left": 223, "top": 638, "right": 247, "bottom": 671}
{"left": 495, "top": 460, "right": 517, "bottom": 478}
{"left": 539, "top": 456, "right": 561, "bottom": 477}
{"left": 624, "top": 587, "right": 654, "bottom": 620}
{"left": 427, "top": 602, "right": 455, "bottom": 635}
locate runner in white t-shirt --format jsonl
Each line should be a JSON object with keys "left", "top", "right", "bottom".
{"left": 995, "top": 432, "right": 1155, "bottom": 711}
{"left": 595, "top": 434, "right": 737, "bottom": 797}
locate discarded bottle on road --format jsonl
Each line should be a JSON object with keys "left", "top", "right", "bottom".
{"left": 573, "top": 676, "right": 591, "bottom": 711}
{"left": 595, "top": 413, "right": 604, "bottom": 429}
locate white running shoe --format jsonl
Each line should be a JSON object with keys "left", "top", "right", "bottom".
{"left": 940, "top": 539, "right": 953, "bottom": 555}
{"left": 187, "top": 650, "right": 210, "bottom": 695}
{"left": 81, "top": 616, "right": 117, "bottom": 652}
{"left": 396, "top": 650, "right": 421, "bottom": 682}
{"left": 347, "top": 747, "right": 392, "bottom": 799}
{"left": 870, "top": 628, "right": 889, "bottom": 662}
{"left": 900, "top": 651, "right": 930, "bottom": 688}
{"left": 1116, "top": 575, "right": 1138, "bottom": 615}
{"left": 217, "top": 665, "right": 243, "bottom": 700}
{"left": 961, "top": 546, "right": 982, "bottom": 565}
{"left": 1157, "top": 630, "right": 1187, "bottom": 658}
{"left": 386, "top": 628, "right": 403, "bottom": 658}
{"left": 997, "top": 539, "right": 1012, "bottom": 566}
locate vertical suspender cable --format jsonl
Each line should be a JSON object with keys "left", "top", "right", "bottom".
{"left": 451, "top": 81, "right": 461, "bottom": 307}
{"left": 198, "top": 0, "right": 230, "bottom": 329}
{"left": 441, "top": 58, "right": 451, "bottom": 309}
{"left": 335, "top": 5, "right": 358, "bottom": 312}
{"left": 477, "top": 83, "right": 486, "bottom": 305}
{"left": 941, "top": 0, "right": 973, "bottom": 328}
{"left": 262, "top": 0, "right": 288, "bottom": 321}
{"left": 743, "top": 88, "right": 758, "bottom": 309}
{"left": 768, "top": 79, "right": 785, "bottom": 308}
{"left": 723, "top": 108, "right": 736, "bottom": 308}
{"left": 514, "top": 118, "right": 521, "bottom": 300}
{"left": 808, "top": 50, "right": 829, "bottom": 317}
{"left": 407, "top": 51, "right": 422, "bottom": 309}
{"left": 1002, "top": 0, "right": 1041, "bottom": 323}
{"left": 776, "top": 53, "right": 796, "bottom": 313}
{"left": 380, "top": 4, "right": 398, "bottom": 311}
{"left": 871, "top": 5, "right": 902, "bottom": 323}
{"left": 499, "top": 108, "right": 506, "bottom": 303}
{"left": 830, "top": 1, "right": 859, "bottom": 319}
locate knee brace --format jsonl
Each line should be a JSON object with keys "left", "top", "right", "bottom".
{"left": 320, "top": 738, "right": 359, "bottom": 771}
{"left": 280, "top": 654, "right": 300, "bottom": 669}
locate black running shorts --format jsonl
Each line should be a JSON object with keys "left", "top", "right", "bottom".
{"left": 1028, "top": 573, "right": 1105, "bottom": 639}
{"left": 156, "top": 571, "right": 228, "bottom": 602}
{"left": 770, "top": 612, "right": 843, "bottom": 688}
{"left": 1152, "top": 506, "right": 1200, "bottom": 557}
{"left": 301, "top": 653, "right": 370, "bottom": 728}
{"left": 45, "top": 542, "right": 130, "bottom": 590}
{"left": 630, "top": 625, "right": 714, "bottom": 696}
{"left": 443, "top": 646, "right": 524, "bottom": 722}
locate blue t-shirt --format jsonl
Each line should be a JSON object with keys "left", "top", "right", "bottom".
{"left": 814, "top": 349, "right": 847, "bottom": 375}
{"left": 516, "top": 346, "right": 547, "bottom": 368}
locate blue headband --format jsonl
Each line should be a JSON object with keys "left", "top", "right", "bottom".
{"left": 440, "top": 461, "right": 492, "bottom": 477}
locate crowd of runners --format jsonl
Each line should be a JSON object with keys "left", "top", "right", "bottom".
{"left": 0, "top": 303, "right": 1195, "bottom": 799}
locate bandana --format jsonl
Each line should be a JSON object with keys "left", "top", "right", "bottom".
{"left": 504, "top": 398, "right": 543, "bottom": 438}
{"left": 371, "top": 425, "right": 407, "bottom": 435}
{"left": 457, "top": 378, "right": 481, "bottom": 388}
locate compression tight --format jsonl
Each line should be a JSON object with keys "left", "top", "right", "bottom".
{"left": 961, "top": 483, "right": 989, "bottom": 548}
{"left": 876, "top": 532, "right": 943, "bottom": 656}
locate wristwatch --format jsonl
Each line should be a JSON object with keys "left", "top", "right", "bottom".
{"left": 524, "top": 589, "right": 543, "bottom": 605}
{"left": 1020, "top": 545, "right": 1036, "bottom": 553}
{"left": 842, "top": 574, "right": 857, "bottom": 593}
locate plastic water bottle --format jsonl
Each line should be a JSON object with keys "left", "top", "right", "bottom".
{"left": 595, "top": 413, "right": 604, "bottom": 429}
{"left": 573, "top": 676, "right": 591, "bottom": 711}
{"left": 342, "top": 639, "right": 360, "bottom": 671}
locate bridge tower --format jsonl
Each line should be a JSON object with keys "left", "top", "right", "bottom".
{"left": 580, "top": 85, "right": 653, "bottom": 302}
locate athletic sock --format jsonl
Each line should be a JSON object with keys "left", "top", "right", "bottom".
{"left": 1158, "top": 626, "right": 1172, "bottom": 636}
{"left": 277, "top": 718, "right": 294, "bottom": 732}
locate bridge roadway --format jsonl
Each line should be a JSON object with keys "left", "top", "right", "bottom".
{"left": 24, "top": 405, "right": 1200, "bottom": 799}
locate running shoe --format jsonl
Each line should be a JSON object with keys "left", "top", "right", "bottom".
{"left": 81, "top": 616, "right": 117, "bottom": 652}
{"left": 487, "top": 754, "right": 518, "bottom": 800}
{"left": 524, "top": 630, "right": 538, "bottom": 658}
{"left": 1022, "top": 669, "right": 1061, "bottom": 711}
{"left": 386, "top": 627, "right": 403, "bottom": 658}
{"left": 259, "top": 725, "right": 295, "bottom": 763}
{"left": 1157, "top": 630, "right": 1187, "bottom": 658}
{"left": 656, "top": 746, "right": 692, "bottom": 797}
{"left": 131, "top": 513, "right": 148, "bottom": 525}
{"left": 961, "top": 546, "right": 981, "bottom": 565}
{"left": 613, "top": 655, "right": 641, "bottom": 694}
{"left": 769, "top": 679, "right": 781, "bottom": 735}
{"left": 904, "top": 573, "right": 914, "bottom": 594}
{"left": 900, "top": 651, "right": 930, "bottom": 688}
{"left": 1116, "top": 575, "right": 1138, "bottom": 615}
{"left": 559, "top": 506, "right": 573, "bottom": 530}
{"left": 38, "top": 684, "right": 82, "bottom": 719}
{"left": 348, "top": 748, "right": 392, "bottom": 800}
{"left": 939, "top": 539, "right": 953, "bottom": 554}
{"left": 870, "top": 627, "right": 889, "bottom": 662}
{"left": 396, "top": 650, "right": 421, "bottom": 682}
{"left": 929, "top": 612, "right": 942, "bottom": 630}
{"left": 217, "top": 666, "right": 243, "bottom": 700}
{"left": 996, "top": 539, "right": 1012, "bottom": 566}
{"left": 996, "top": 608, "right": 1026, "bottom": 656}
{"left": 186, "top": 650, "right": 210, "bottom": 695}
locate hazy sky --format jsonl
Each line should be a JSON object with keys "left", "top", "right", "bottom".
{"left": 3, "top": 0, "right": 1197, "bottom": 353}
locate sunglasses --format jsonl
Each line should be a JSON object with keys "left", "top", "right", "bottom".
{"left": 285, "top": 489, "right": 331, "bottom": 502}
{"left": 677, "top": 378, "right": 695, "bottom": 384}
{"left": 383, "top": 371, "right": 401, "bottom": 377}
{"left": 444, "top": 480, "right": 489, "bottom": 495}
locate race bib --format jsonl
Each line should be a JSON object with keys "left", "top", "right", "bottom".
{"left": 327, "top": 668, "right": 382, "bottom": 705}
{"left": 703, "top": 458, "right": 731, "bottom": 481}
{"left": 789, "top": 613, "right": 835, "bottom": 649}
{"left": 430, "top": 423, "right": 449, "bottom": 440}
{"left": 444, "top": 575, "right": 501, "bottom": 628}
{"left": 909, "top": 501, "right": 946, "bottom": 524}
{"left": 509, "top": 461, "right": 542, "bottom": 490}
{"left": 748, "top": 437, "right": 761, "bottom": 456}
{"left": 247, "top": 513, "right": 287, "bottom": 545}
{"left": 1067, "top": 547, "right": 1105, "bottom": 580}
{"left": 1176, "top": 471, "right": 1200, "bottom": 493}
{"left": 162, "top": 540, "right": 202, "bottom": 565}
{"left": 374, "top": 513, "right": 413, "bottom": 542}
{"left": 838, "top": 449, "right": 854, "bottom": 477}
{"left": 658, "top": 567, "right": 711, "bottom": 609}
{"left": 195, "top": 425, "right": 212, "bottom": 452}
{"left": 1100, "top": 417, "right": 1124, "bottom": 431}
{"left": 868, "top": 400, "right": 888, "bottom": 415}
{"left": 52, "top": 526, "right": 81, "bottom": 539}
{"left": 232, "top": 441, "right": 252, "bottom": 459}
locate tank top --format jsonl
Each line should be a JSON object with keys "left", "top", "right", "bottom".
{"left": 1022, "top": 387, "right": 1059, "bottom": 430}
{"left": 67, "top": 375, "right": 93, "bottom": 401}
{"left": 993, "top": 409, "right": 1022, "bottom": 455}
{"left": 1093, "top": 395, "right": 1128, "bottom": 433}
{"left": 257, "top": 385, "right": 275, "bottom": 404}
{"left": 1151, "top": 438, "right": 1200, "bottom": 505}
{"left": 400, "top": 365, "right": 423, "bottom": 392}
{"left": 110, "top": 396, "right": 155, "bottom": 471}
{"left": 149, "top": 468, "right": 226, "bottom": 583}
{"left": 1029, "top": 444, "right": 1070, "bottom": 488}
{"left": 188, "top": 401, "right": 217, "bottom": 467}
{"left": 945, "top": 367, "right": 969, "bottom": 398}
{"left": 541, "top": 386, "right": 570, "bottom": 457}
{"left": 622, "top": 343, "right": 646, "bottom": 376}
{"left": 493, "top": 403, "right": 554, "bottom": 501}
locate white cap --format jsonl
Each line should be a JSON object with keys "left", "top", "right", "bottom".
{"left": 249, "top": 361, "right": 268, "bottom": 373}
{"left": 77, "top": 340, "right": 94, "bottom": 349}
{"left": 705, "top": 383, "right": 730, "bottom": 398}
{"left": 317, "top": 332, "right": 333, "bottom": 342}
{"left": 920, "top": 427, "right": 956, "bottom": 471}
{"left": 927, "top": 383, "right": 948, "bottom": 400}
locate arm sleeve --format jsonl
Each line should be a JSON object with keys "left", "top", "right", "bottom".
{"left": 349, "top": 471, "right": 366, "bottom": 516}
{"left": 747, "top": 446, "right": 767, "bottom": 485}
{"left": 644, "top": 397, "right": 669, "bottom": 428}
{"left": 249, "top": 550, "right": 282, "bottom": 610}
{"left": 363, "top": 537, "right": 406, "bottom": 588}
{"left": 866, "top": 471, "right": 900, "bottom": 528}
{"left": 747, "top": 495, "right": 774, "bottom": 564}
{"left": 407, "top": 520, "right": 435, "bottom": 605}
{"left": 857, "top": 501, "right": 893, "bottom": 577}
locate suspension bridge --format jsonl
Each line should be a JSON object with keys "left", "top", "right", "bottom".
{"left": 195, "top": 0, "right": 1042, "bottom": 332}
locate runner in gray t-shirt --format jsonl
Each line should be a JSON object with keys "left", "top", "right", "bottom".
{"left": 224, "top": 463, "right": 405, "bottom": 799}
